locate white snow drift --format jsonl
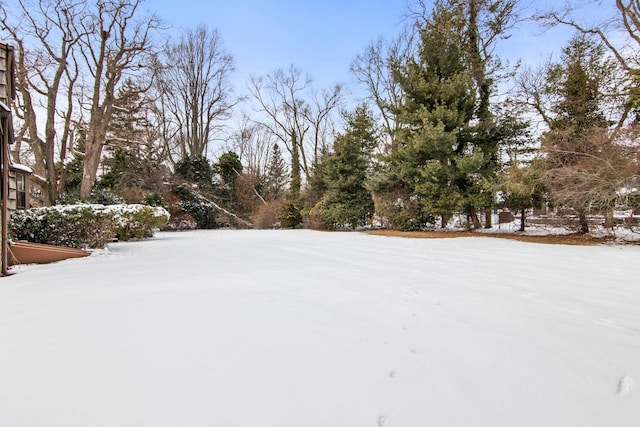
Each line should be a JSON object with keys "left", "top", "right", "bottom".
{"left": 1, "top": 230, "right": 639, "bottom": 426}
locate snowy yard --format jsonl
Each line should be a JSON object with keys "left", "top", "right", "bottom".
{"left": 1, "top": 230, "right": 639, "bottom": 427}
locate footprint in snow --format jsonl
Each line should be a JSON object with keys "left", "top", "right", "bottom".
{"left": 523, "top": 292, "right": 544, "bottom": 302}
{"left": 597, "top": 317, "right": 617, "bottom": 327}
{"left": 617, "top": 376, "right": 633, "bottom": 396}
{"left": 378, "top": 415, "right": 388, "bottom": 426}
{"left": 552, "top": 305, "right": 583, "bottom": 315}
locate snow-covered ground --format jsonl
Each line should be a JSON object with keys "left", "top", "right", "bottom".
{"left": 1, "top": 230, "right": 639, "bottom": 427}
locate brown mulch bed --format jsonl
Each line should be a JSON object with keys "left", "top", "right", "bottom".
{"left": 364, "top": 229, "right": 615, "bottom": 246}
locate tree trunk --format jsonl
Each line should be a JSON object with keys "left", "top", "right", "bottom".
{"left": 578, "top": 210, "right": 589, "bottom": 235}
{"left": 484, "top": 209, "right": 492, "bottom": 228}
{"left": 441, "top": 213, "right": 451, "bottom": 229}
{"left": 290, "top": 132, "right": 301, "bottom": 200}
{"left": 603, "top": 210, "right": 614, "bottom": 230}
{"left": 468, "top": 209, "right": 482, "bottom": 230}
{"left": 79, "top": 136, "right": 104, "bottom": 199}
{"left": 520, "top": 209, "right": 526, "bottom": 232}
{"left": 45, "top": 135, "right": 58, "bottom": 204}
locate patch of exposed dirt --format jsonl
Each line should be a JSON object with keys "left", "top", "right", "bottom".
{"left": 364, "top": 229, "right": 615, "bottom": 246}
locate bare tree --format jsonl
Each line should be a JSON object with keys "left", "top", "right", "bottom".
{"left": 228, "top": 116, "right": 273, "bottom": 179}
{"left": 542, "top": 126, "right": 639, "bottom": 222}
{"left": 248, "top": 64, "right": 343, "bottom": 180}
{"left": 537, "top": 0, "right": 640, "bottom": 127}
{"left": 1, "top": 0, "right": 84, "bottom": 205}
{"left": 513, "top": 63, "right": 554, "bottom": 128}
{"left": 535, "top": 34, "right": 626, "bottom": 233}
{"left": 306, "top": 84, "right": 342, "bottom": 164}
{"left": 76, "top": 0, "right": 160, "bottom": 198}
{"left": 350, "top": 31, "right": 414, "bottom": 151}
{"left": 154, "top": 25, "right": 237, "bottom": 163}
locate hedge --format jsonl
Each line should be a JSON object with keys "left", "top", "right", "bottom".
{"left": 9, "top": 204, "right": 170, "bottom": 249}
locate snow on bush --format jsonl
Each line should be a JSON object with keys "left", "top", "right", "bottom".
{"left": 102, "top": 204, "right": 170, "bottom": 241}
{"left": 9, "top": 204, "right": 170, "bottom": 249}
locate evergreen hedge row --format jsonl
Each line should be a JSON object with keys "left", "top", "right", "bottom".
{"left": 9, "top": 204, "right": 170, "bottom": 249}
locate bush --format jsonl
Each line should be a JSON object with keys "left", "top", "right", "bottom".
{"left": 103, "top": 204, "right": 170, "bottom": 241}
{"left": 9, "top": 204, "right": 170, "bottom": 249}
{"left": 57, "top": 189, "right": 125, "bottom": 206}
{"left": 278, "top": 201, "right": 302, "bottom": 228}
{"left": 10, "top": 205, "right": 118, "bottom": 249}
{"left": 306, "top": 192, "right": 375, "bottom": 230}
{"left": 387, "top": 211, "right": 436, "bottom": 231}
{"left": 89, "top": 189, "right": 126, "bottom": 205}
{"left": 372, "top": 191, "right": 436, "bottom": 231}
{"left": 164, "top": 211, "right": 198, "bottom": 231}
{"left": 171, "top": 185, "right": 218, "bottom": 229}
{"left": 143, "top": 191, "right": 169, "bottom": 211}
{"left": 174, "top": 156, "right": 214, "bottom": 188}
{"left": 252, "top": 200, "right": 284, "bottom": 229}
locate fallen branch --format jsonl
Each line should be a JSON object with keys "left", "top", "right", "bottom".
{"left": 183, "top": 185, "right": 254, "bottom": 228}
{"left": 233, "top": 167, "right": 267, "bottom": 205}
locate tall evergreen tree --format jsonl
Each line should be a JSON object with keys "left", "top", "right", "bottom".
{"left": 264, "top": 144, "right": 288, "bottom": 200}
{"left": 308, "top": 105, "right": 378, "bottom": 229}
{"left": 215, "top": 151, "right": 243, "bottom": 205}
{"left": 100, "top": 79, "right": 167, "bottom": 201}
{"left": 385, "top": 1, "right": 478, "bottom": 228}
{"left": 373, "top": 0, "right": 517, "bottom": 230}
{"left": 541, "top": 34, "right": 617, "bottom": 234}
{"left": 279, "top": 132, "right": 303, "bottom": 229}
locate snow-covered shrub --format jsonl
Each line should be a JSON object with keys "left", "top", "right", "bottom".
{"left": 88, "top": 189, "right": 126, "bottom": 205}
{"left": 57, "top": 188, "right": 125, "bottom": 206}
{"left": 163, "top": 212, "right": 198, "bottom": 231}
{"left": 9, "top": 205, "right": 117, "bottom": 249}
{"left": 9, "top": 204, "right": 170, "bottom": 249}
{"left": 102, "top": 204, "right": 170, "bottom": 241}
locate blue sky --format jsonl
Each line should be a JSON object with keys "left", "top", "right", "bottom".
{"left": 147, "top": 0, "right": 611, "bottom": 105}
{"left": 150, "top": 0, "right": 409, "bottom": 95}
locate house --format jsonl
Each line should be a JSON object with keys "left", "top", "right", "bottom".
{"left": 1, "top": 42, "right": 77, "bottom": 273}
{"left": 1, "top": 40, "right": 17, "bottom": 275}
{"left": 8, "top": 162, "right": 31, "bottom": 211}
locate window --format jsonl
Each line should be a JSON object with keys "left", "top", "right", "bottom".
{"left": 16, "top": 173, "right": 26, "bottom": 209}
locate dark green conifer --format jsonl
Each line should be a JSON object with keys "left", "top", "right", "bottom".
{"left": 309, "top": 105, "right": 377, "bottom": 229}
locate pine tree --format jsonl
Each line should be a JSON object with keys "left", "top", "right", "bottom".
{"left": 265, "top": 144, "right": 288, "bottom": 200}
{"left": 541, "top": 34, "right": 617, "bottom": 234}
{"left": 100, "top": 79, "right": 167, "bottom": 201}
{"left": 371, "top": 0, "right": 517, "bottom": 230}
{"left": 304, "top": 146, "right": 332, "bottom": 209}
{"left": 389, "top": 1, "right": 479, "bottom": 228}
{"left": 494, "top": 107, "right": 544, "bottom": 231}
{"left": 499, "top": 161, "right": 545, "bottom": 231}
{"left": 279, "top": 132, "right": 303, "bottom": 229}
{"left": 308, "top": 105, "right": 377, "bottom": 229}
{"left": 215, "top": 151, "right": 243, "bottom": 205}
{"left": 57, "top": 131, "right": 86, "bottom": 203}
